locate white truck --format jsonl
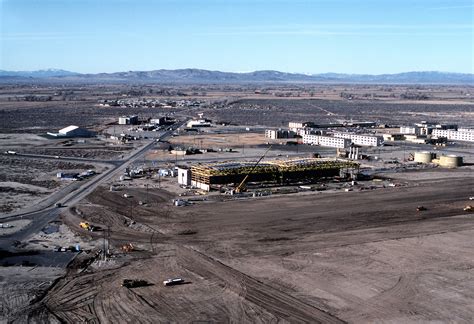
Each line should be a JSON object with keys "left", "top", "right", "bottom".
{"left": 163, "top": 278, "right": 184, "bottom": 286}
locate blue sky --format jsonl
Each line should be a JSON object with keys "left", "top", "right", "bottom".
{"left": 0, "top": 0, "right": 473, "bottom": 74}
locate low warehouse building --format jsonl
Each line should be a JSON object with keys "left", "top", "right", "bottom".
{"left": 47, "top": 125, "right": 94, "bottom": 138}
{"left": 189, "top": 158, "right": 359, "bottom": 191}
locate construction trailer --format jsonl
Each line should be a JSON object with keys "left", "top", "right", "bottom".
{"left": 190, "top": 158, "right": 359, "bottom": 191}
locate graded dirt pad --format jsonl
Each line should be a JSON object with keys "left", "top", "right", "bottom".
{"left": 33, "top": 175, "right": 474, "bottom": 323}
{"left": 169, "top": 132, "right": 266, "bottom": 148}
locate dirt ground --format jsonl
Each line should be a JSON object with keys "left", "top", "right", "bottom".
{"left": 20, "top": 172, "right": 473, "bottom": 323}
{"left": 169, "top": 132, "right": 266, "bottom": 148}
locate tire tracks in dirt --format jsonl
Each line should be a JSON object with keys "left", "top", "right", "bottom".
{"left": 177, "top": 245, "right": 345, "bottom": 323}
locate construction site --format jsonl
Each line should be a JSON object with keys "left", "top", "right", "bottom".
{"left": 185, "top": 158, "right": 359, "bottom": 192}
{"left": 1, "top": 82, "right": 474, "bottom": 323}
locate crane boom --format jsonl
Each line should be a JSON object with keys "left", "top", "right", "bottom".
{"left": 235, "top": 145, "right": 272, "bottom": 193}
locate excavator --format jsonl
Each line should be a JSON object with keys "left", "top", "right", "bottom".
{"left": 235, "top": 145, "right": 272, "bottom": 193}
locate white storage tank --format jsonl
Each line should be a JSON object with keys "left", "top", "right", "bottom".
{"left": 439, "top": 155, "right": 463, "bottom": 168}
{"left": 414, "top": 151, "right": 434, "bottom": 164}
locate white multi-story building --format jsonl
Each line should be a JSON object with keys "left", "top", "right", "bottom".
{"left": 458, "top": 128, "right": 474, "bottom": 133}
{"left": 400, "top": 126, "right": 420, "bottom": 135}
{"left": 265, "top": 129, "right": 295, "bottom": 139}
{"left": 333, "top": 133, "right": 383, "bottom": 147}
{"left": 432, "top": 129, "right": 474, "bottom": 142}
{"left": 302, "top": 135, "right": 350, "bottom": 148}
{"left": 289, "top": 121, "right": 314, "bottom": 132}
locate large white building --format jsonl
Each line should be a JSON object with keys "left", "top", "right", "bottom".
{"left": 431, "top": 129, "right": 474, "bottom": 142}
{"left": 47, "top": 125, "right": 93, "bottom": 138}
{"left": 302, "top": 135, "right": 350, "bottom": 148}
{"left": 333, "top": 133, "right": 383, "bottom": 147}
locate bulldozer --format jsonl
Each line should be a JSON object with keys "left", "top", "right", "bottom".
{"left": 121, "top": 279, "right": 149, "bottom": 288}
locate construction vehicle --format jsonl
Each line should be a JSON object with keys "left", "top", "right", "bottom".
{"left": 122, "top": 279, "right": 149, "bottom": 288}
{"left": 121, "top": 243, "right": 134, "bottom": 252}
{"left": 79, "top": 222, "right": 96, "bottom": 232}
{"left": 463, "top": 205, "right": 473, "bottom": 212}
{"left": 235, "top": 145, "right": 272, "bottom": 193}
{"left": 163, "top": 278, "right": 184, "bottom": 286}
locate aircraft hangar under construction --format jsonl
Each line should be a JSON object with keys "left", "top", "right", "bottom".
{"left": 179, "top": 158, "right": 359, "bottom": 191}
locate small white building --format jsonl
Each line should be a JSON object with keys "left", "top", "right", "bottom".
{"left": 150, "top": 117, "right": 165, "bottom": 125}
{"left": 118, "top": 115, "right": 138, "bottom": 125}
{"left": 177, "top": 167, "right": 191, "bottom": 186}
{"left": 302, "top": 135, "right": 350, "bottom": 148}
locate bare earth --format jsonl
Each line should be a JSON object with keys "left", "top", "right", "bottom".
{"left": 26, "top": 174, "right": 473, "bottom": 323}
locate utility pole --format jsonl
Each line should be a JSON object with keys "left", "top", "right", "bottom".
{"left": 145, "top": 183, "right": 149, "bottom": 204}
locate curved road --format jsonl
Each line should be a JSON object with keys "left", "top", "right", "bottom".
{"left": 0, "top": 123, "right": 184, "bottom": 250}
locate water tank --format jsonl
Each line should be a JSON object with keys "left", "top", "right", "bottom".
{"left": 439, "top": 155, "right": 463, "bottom": 168}
{"left": 414, "top": 151, "right": 434, "bottom": 164}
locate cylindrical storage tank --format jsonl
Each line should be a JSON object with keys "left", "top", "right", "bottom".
{"left": 414, "top": 151, "right": 433, "bottom": 164}
{"left": 439, "top": 155, "right": 463, "bottom": 168}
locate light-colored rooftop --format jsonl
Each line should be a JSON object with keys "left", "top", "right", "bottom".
{"left": 59, "top": 125, "right": 79, "bottom": 134}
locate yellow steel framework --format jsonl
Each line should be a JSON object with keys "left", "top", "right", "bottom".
{"left": 190, "top": 158, "right": 359, "bottom": 187}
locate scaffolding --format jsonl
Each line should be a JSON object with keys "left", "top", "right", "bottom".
{"left": 190, "top": 158, "right": 359, "bottom": 190}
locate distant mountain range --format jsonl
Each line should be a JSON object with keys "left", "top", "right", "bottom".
{"left": 0, "top": 69, "right": 79, "bottom": 78}
{"left": 0, "top": 69, "right": 472, "bottom": 84}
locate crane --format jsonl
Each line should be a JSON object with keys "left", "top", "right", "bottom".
{"left": 235, "top": 145, "right": 272, "bottom": 193}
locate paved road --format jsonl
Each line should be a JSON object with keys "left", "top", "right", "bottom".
{"left": 0, "top": 122, "right": 184, "bottom": 251}
{"left": 8, "top": 152, "right": 120, "bottom": 165}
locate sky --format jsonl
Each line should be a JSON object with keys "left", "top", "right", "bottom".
{"left": 0, "top": 0, "right": 473, "bottom": 74}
